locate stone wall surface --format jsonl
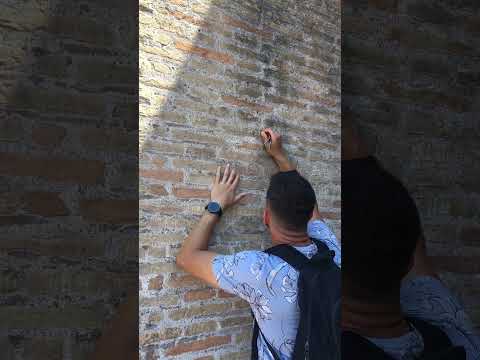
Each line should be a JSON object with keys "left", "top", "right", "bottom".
{"left": 343, "top": 0, "right": 480, "bottom": 330}
{"left": 139, "top": 0, "right": 340, "bottom": 358}
{"left": 0, "top": 0, "right": 138, "bottom": 359}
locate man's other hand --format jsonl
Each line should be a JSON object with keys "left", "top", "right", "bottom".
{"left": 261, "top": 128, "right": 284, "bottom": 159}
{"left": 261, "top": 128, "right": 296, "bottom": 172}
{"left": 210, "top": 164, "right": 249, "bottom": 210}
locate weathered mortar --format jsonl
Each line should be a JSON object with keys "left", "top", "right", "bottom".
{"left": 139, "top": 0, "right": 340, "bottom": 358}
{"left": 343, "top": 0, "right": 480, "bottom": 330}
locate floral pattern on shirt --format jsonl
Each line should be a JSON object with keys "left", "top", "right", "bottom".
{"left": 212, "top": 219, "right": 341, "bottom": 360}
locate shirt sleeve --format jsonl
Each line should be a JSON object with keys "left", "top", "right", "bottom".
{"left": 308, "top": 219, "right": 341, "bottom": 267}
{"left": 212, "top": 250, "right": 272, "bottom": 303}
{"left": 400, "top": 276, "right": 480, "bottom": 360}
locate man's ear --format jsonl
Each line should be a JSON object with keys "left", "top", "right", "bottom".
{"left": 263, "top": 208, "right": 270, "bottom": 228}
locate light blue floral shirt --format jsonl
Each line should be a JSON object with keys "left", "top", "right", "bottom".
{"left": 367, "top": 276, "right": 480, "bottom": 360}
{"left": 212, "top": 219, "right": 341, "bottom": 360}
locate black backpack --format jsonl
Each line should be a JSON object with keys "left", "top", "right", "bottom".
{"left": 251, "top": 239, "right": 341, "bottom": 360}
{"left": 342, "top": 317, "right": 466, "bottom": 360}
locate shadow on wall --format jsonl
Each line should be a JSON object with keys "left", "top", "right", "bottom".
{"left": 342, "top": 0, "right": 480, "bottom": 330}
{"left": 0, "top": 0, "right": 138, "bottom": 359}
{"left": 139, "top": 0, "right": 340, "bottom": 358}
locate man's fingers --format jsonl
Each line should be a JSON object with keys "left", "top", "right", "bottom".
{"left": 260, "top": 130, "right": 269, "bottom": 143}
{"left": 230, "top": 173, "right": 240, "bottom": 189}
{"left": 215, "top": 166, "right": 221, "bottom": 184}
{"left": 222, "top": 163, "right": 230, "bottom": 183}
{"left": 227, "top": 167, "right": 236, "bottom": 184}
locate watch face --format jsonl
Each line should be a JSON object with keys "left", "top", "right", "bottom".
{"left": 208, "top": 202, "right": 221, "bottom": 213}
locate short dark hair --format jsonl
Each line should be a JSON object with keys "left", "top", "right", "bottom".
{"left": 342, "top": 156, "right": 421, "bottom": 300}
{"left": 266, "top": 170, "right": 316, "bottom": 232}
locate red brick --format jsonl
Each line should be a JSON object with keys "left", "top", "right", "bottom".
{"left": 165, "top": 335, "right": 231, "bottom": 356}
{"left": 141, "top": 203, "right": 181, "bottom": 215}
{"left": 173, "top": 187, "right": 210, "bottom": 199}
{"left": 23, "top": 192, "right": 69, "bottom": 217}
{"left": 218, "top": 290, "right": 235, "bottom": 298}
{"left": 38, "top": 193, "right": 76, "bottom": 217}
{"left": 80, "top": 199, "right": 138, "bottom": 224}
{"left": 175, "top": 40, "right": 234, "bottom": 64}
{"left": 0, "top": 153, "right": 104, "bottom": 184}
{"left": 148, "top": 275, "right": 164, "bottom": 290}
{"left": 223, "top": 15, "right": 272, "bottom": 40}
{"left": 140, "top": 168, "right": 184, "bottom": 182}
{"left": 169, "top": 9, "right": 205, "bottom": 27}
{"left": 184, "top": 289, "right": 216, "bottom": 302}
{"left": 222, "top": 95, "right": 272, "bottom": 112}
{"left": 32, "top": 125, "right": 66, "bottom": 147}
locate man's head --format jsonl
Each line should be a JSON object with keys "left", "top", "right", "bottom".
{"left": 342, "top": 157, "right": 421, "bottom": 302}
{"left": 264, "top": 170, "right": 316, "bottom": 242}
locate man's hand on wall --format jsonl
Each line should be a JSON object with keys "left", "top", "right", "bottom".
{"left": 260, "top": 128, "right": 296, "bottom": 172}
{"left": 210, "top": 164, "right": 249, "bottom": 210}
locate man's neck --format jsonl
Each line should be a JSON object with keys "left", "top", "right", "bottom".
{"left": 342, "top": 295, "right": 410, "bottom": 338}
{"left": 272, "top": 227, "right": 312, "bottom": 246}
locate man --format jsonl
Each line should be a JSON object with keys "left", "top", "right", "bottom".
{"left": 176, "top": 128, "right": 341, "bottom": 359}
{"left": 341, "top": 120, "right": 480, "bottom": 360}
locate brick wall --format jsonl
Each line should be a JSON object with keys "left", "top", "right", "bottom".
{"left": 0, "top": 1, "right": 138, "bottom": 359}
{"left": 343, "top": 0, "right": 480, "bottom": 329}
{"left": 139, "top": 0, "right": 340, "bottom": 358}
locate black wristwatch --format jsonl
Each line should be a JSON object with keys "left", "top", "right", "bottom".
{"left": 205, "top": 201, "right": 222, "bottom": 217}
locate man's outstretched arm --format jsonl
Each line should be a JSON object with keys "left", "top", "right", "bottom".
{"left": 261, "top": 128, "right": 332, "bottom": 223}
{"left": 176, "top": 164, "right": 248, "bottom": 288}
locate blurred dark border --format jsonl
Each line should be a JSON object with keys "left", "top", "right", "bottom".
{"left": 0, "top": 0, "right": 138, "bottom": 358}
{"left": 342, "top": 0, "right": 480, "bottom": 335}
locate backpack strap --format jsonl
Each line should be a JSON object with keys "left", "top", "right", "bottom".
{"left": 406, "top": 317, "right": 466, "bottom": 360}
{"left": 260, "top": 240, "right": 336, "bottom": 360}
{"left": 251, "top": 315, "right": 259, "bottom": 360}
{"left": 406, "top": 317, "right": 451, "bottom": 351}
{"left": 251, "top": 244, "right": 312, "bottom": 360}
{"left": 343, "top": 321, "right": 466, "bottom": 360}
{"left": 264, "top": 238, "right": 333, "bottom": 271}
{"left": 251, "top": 314, "right": 281, "bottom": 360}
